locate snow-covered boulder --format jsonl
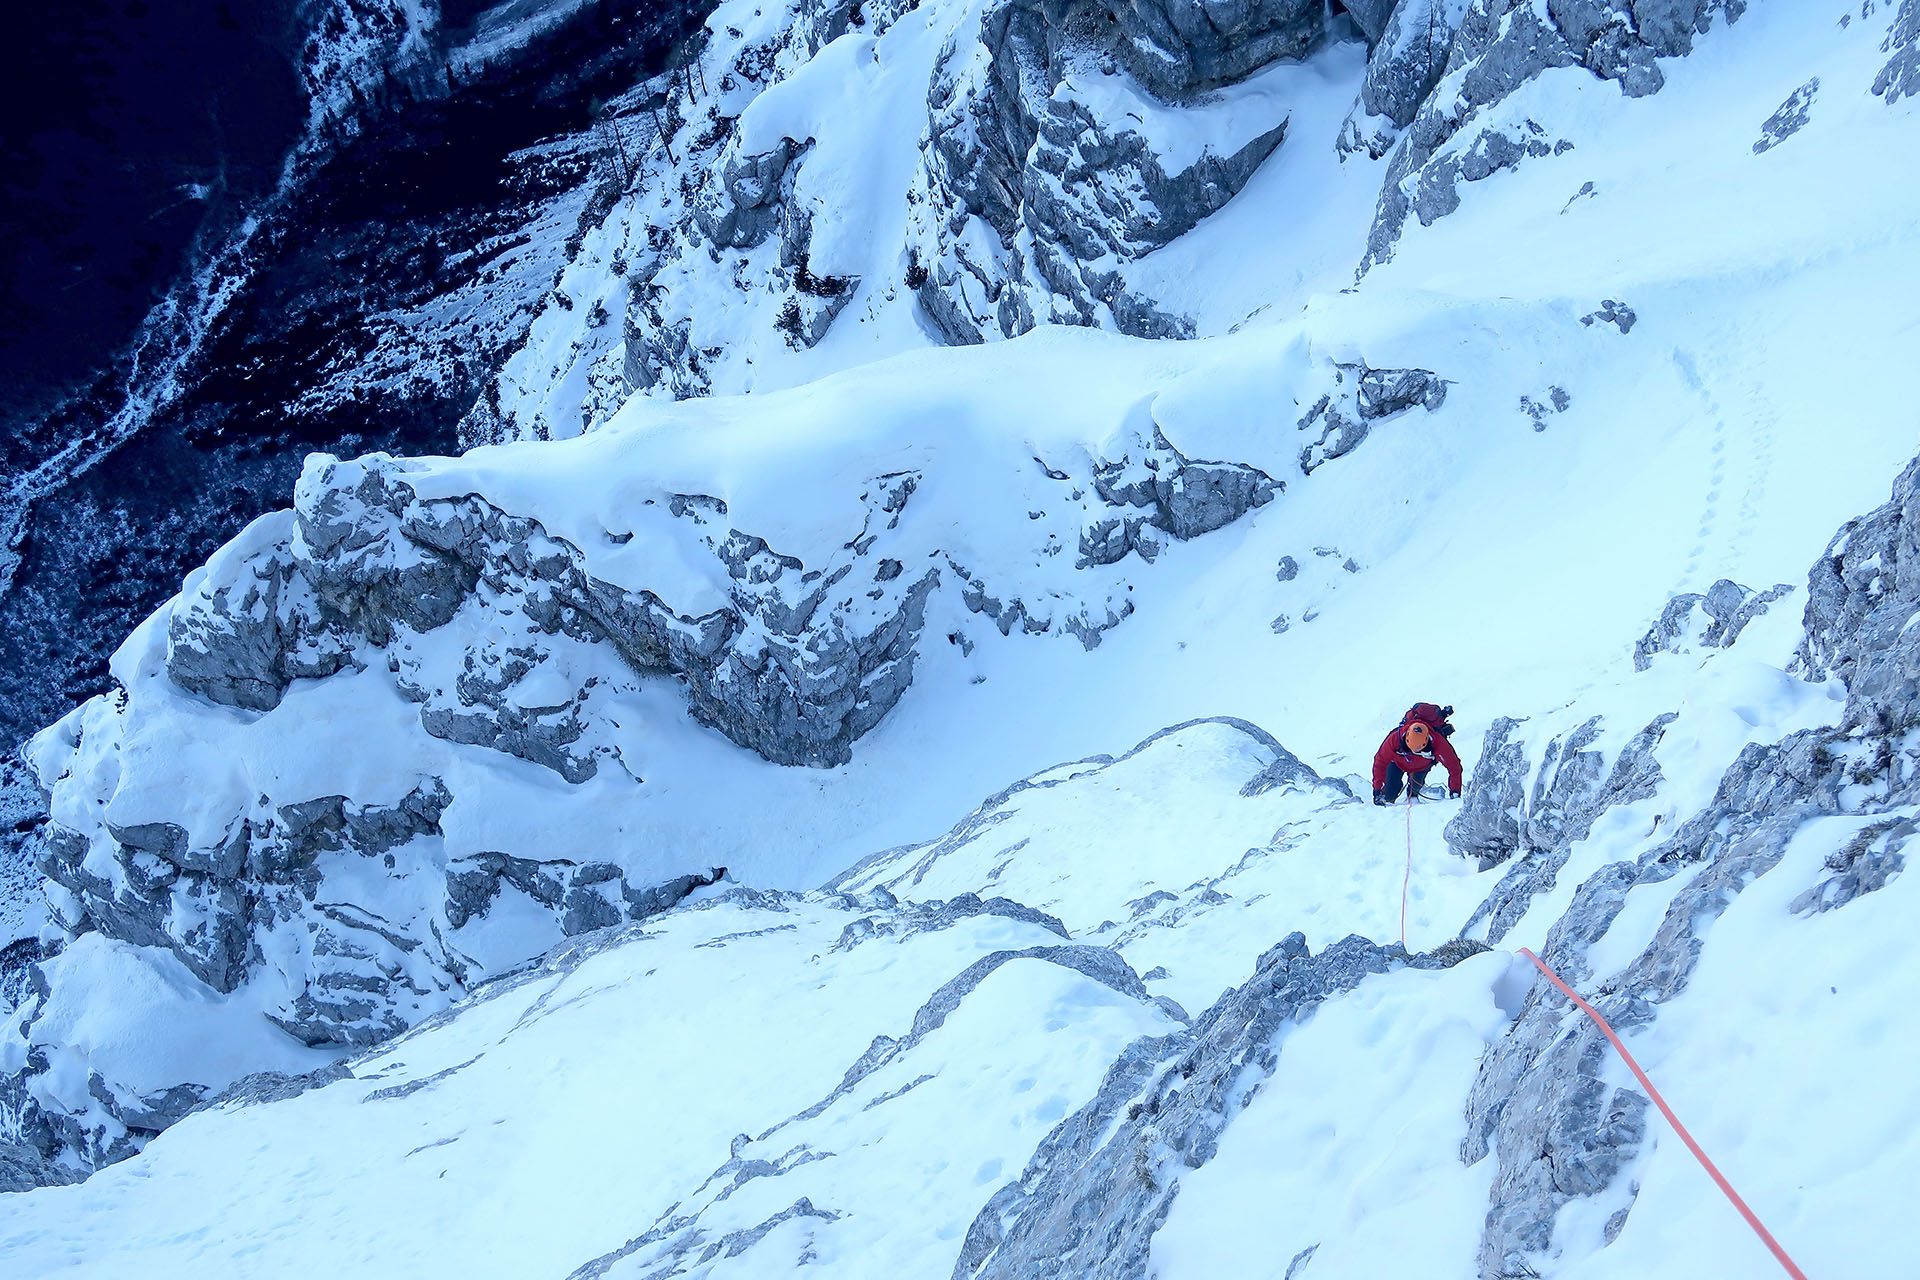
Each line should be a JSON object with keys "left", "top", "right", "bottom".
{"left": 1632, "top": 577, "right": 1793, "bottom": 671}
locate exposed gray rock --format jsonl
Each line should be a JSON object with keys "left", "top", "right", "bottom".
{"left": 1633, "top": 578, "right": 1793, "bottom": 670}
{"left": 1074, "top": 426, "right": 1278, "bottom": 565}
{"left": 10, "top": 776, "right": 725, "bottom": 1171}
{"left": 1297, "top": 360, "right": 1448, "bottom": 474}
{"left": 776, "top": 283, "right": 860, "bottom": 349}
{"left": 1038, "top": 0, "right": 1328, "bottom": 102}
{"left": 38, "top": 825, "right": 252, "bottom": 993}
{"left": 911, "top": 0, "right": 1318, "bottom": 342}
{"left": 1361, "top": 0, "right": 1471, "bottom": 130}
{"left": 958, "top": 933, "right": 1481, "bottom": 1279}
{"left": 1874, "top": 0, "right": 1920, "bottom": 104}
{"left": 693, "top": 140, "right": 801, "bottom": 250}
{"left": 171, "top": 456, "right": 943, "bottom": 771}
{"left": 1358, "top": 366, "right": 1449, "bottom": 418}
{"left": 1021, "top": 92, "right": 1290, "bottom": 314}
{"left": 0, "top": 937, "right": 49, "bottom": 1018}
{"left": 0, "top": 1137, "right": 81, "bottom": 1194}
{"left": 1361, "top": 0, "right": 1746, "bottom": 272}
{"left": 1463, "top": 739, "right": 1819, "bottom": 1276}
{"left": 33, "top": 777, "right": 455, "bottom": 1011}
{"left": 165, "top": 541, "right": 360, "bottom": 713}
{"left": 1799, "top": 455, "right": 1920, "bottom": 732}
{"left": 1790, "top": 817, "right": 1911, "bottom": 916}
{"left": 1452, "top": 711, "right": 1675, "bottom": 936}
{"left": 1, "top": 1041, "right": 220, "bottom": 1175}
{"left": 1580, "top": 298, "right": 1637, "bottom": 333}
{"left": 1753, "top": 77, "right": 1817, "bottom": 153}
{"left": 1345, "top": 0, "right": 1398, "bottom": 44}
{"left": 444, "top": 856, "right": 721, "bottom": 938}
{"left": 409, "top": 648, "right": 601, "bottom": 783}
{"left": 1457, "top": 453, "right": 1920, "bottom": 1274}
{"left": 195, "top": 1060, "right": 356, "bottom": 1114}
{"left": 1520, "top": 384, "right": 1572, "bottom": 429}
{"left": 1445, "top": 716, "right": 1531, "bottom": 867}
{"left": 87, "top": 1076, "right": 210, "bottom": 1133}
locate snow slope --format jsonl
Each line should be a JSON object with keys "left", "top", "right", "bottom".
{"left": 5, "top": 0, "right": 1920, "bottom": 1275}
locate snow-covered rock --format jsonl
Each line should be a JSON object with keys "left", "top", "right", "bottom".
{"left": 5, "top": 3, "right": 1920, "bottom": 1279}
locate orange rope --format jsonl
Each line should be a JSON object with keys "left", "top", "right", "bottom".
{"left": 1515, "top": 947, "right": 1809, "bottom": 1279}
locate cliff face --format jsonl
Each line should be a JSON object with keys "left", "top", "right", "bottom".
{"left": 0, "top": 0, "right": 710, "bottom": 905}
{"left": 4, "top": 0, "right": 1920, "bottom": 1276}
{"left": 0, "top": 0, "right": 1774, "bottom": 795}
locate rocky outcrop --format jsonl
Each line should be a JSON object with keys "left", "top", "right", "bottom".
{"left": 1875, "top": 0, "right": 1920, "bottom": 105}
{"left": 1081, "top": 427, "right": 1279, "bottom": 559}
{"left": 9, "top": 666, "right": 732, "bottom": 1169}
{"left": 1754, "top": 77, "right": 1818, "bottom": 153}
{"left": 1296, "top": 360, "right": 1448, "bottom": 474}
{"left": 693, "top": 140, "right": 802, "bottom": 250}
{"left": 169, "top": 454, "right": 939, "bottom": 770}
{"left": 0, "top": 1138, "right": 82, "bottom": 1195}
{"left": 1359, "top": 0, "right": 1747, "bottom": 271}
{"left": 909, "top": 0, "right": 1319, "bottom": 343}
{"left": 1799, "top": 454, "right": 1920, "bottom": 731}
{"left": 1451, "top": 454, "right": 1920, "bottom": 1275}
{"left": 1101, "top": 0, "right": 1325, "bottom": 98}
{"left": 10, "top": 373, "right": 1290, "bottom": 1181}
{"left": 1632, "top": 577, "right": 1793, "bottom": 671}
{"left": 1450, "top": 711, "right": 1675, "bottom": 917}
{"left": 1462, "top": 723, "right": 1842, "bottom": 1276}
{"left": 1343, "top": 0, "right": 1471, "bottom": 156}
{"left": 955, "top": 932, "right": 1483, "bottom": 1278}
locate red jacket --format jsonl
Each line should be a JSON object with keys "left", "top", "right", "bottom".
{"left": 1372, "top": 722, "right": 1463, "bottom": 793}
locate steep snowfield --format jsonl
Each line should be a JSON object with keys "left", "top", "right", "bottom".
{"left": 5, "top": 0, "right": 1920, "bottom": 1275}
{"left": 3, "top": 892, "right": 1180, "bottom": 1275}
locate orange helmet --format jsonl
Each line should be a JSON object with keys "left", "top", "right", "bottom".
{"left": 1405, "top": 722, "right": 1431, "bottom": 751}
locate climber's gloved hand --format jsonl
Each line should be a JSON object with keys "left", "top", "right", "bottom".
{"left": 1372, "top": 790, "right": 1389, "bottom": 807}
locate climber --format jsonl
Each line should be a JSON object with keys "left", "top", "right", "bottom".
{"left": 1372, "top": 702, "right": 1463, "bottom": 805}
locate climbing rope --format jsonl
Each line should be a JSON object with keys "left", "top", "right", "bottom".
{"left": 1515, "top": 947, "right": 1810, "bottom": 1280}
{"left": 1399, "top": 786, "right": 1414, "bottom": 949}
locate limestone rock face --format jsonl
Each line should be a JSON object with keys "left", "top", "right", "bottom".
{"left": 1359, "top": 0, "right": 1471, "bottom": 134}
{"left": 955, "top": 932, "right": 1480, "bottom": 1279}
{"left": 908, "top": 0, "right": 1317, "bottom": 344}
{"left": 1442, "top": 456, "right": 1920, "bottom": 1274}
{"left": 167, "top": 455, "right": 941, "bottom": 771}
{"left": 1295, "top": 361, "right": 1448, "bottom": 474}
{"left": 1877, "top": 0, "right": 1920, "bottom": 105}
{"left": 616, "top": 0, "right": 1755, "bottom": 400}
{"left": 0, "top": 1138, "right": 82, "bottom": 1195}
{"left": 693, "top": 141, "right": 802, "bottom": 250}
{"left": 1800, "top": 454, "right": 1920, "bottom": 731}
{"left": 1632, "top": 578, "right": 1793, "bottom": 671}
{"left": 1359, "top": 0, "right": 1747, "bottom": 271}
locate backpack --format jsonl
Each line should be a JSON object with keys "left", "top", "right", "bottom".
{"left": 1402, "top": 702, "right": 1455, "bottom": 737}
